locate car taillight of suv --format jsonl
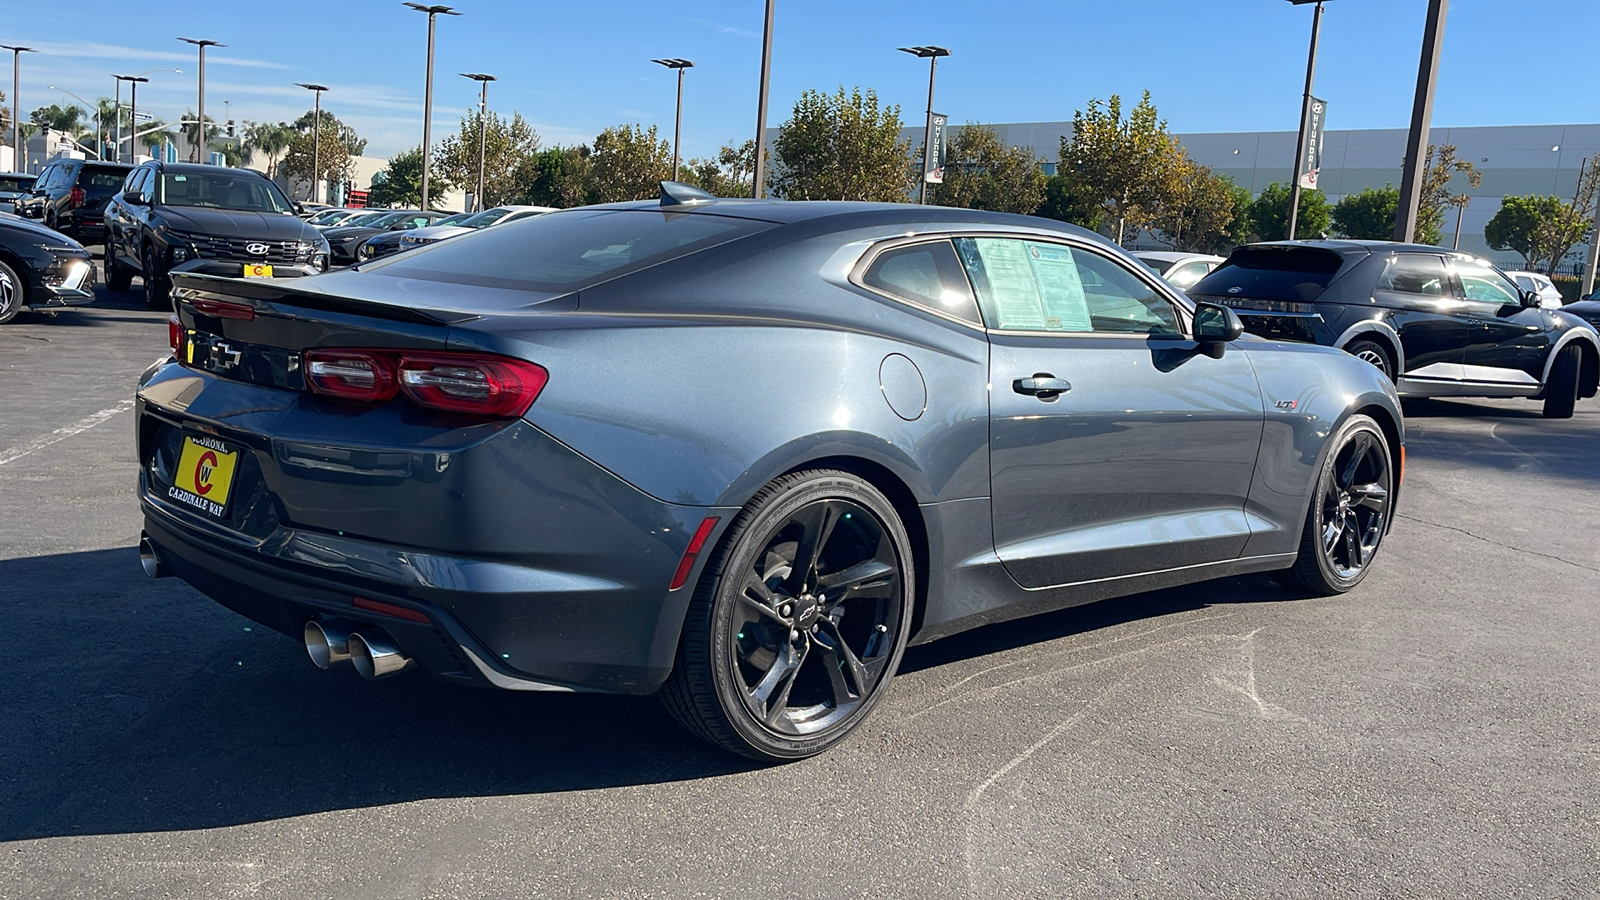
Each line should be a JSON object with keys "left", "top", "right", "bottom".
{"left": 69, "top": 187, "right": 85, "bottom": 209}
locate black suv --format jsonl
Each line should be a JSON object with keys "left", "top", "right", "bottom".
{"left": 104, "top": 162, "right": 330, "bottom": 309}
{"left": 16, "top": 159, "right": 135, "bottom": 242}
{"left": 1189, "top": 241, "right": 1600, "bottom": 418}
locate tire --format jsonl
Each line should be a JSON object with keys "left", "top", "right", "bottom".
{"left": 1279, "top": 414, "right": 1394, "bottom": 596}
{"left": 660, "top": 469, "right": 914, "bottom": 762}
{"left": 1542, "top": 344, "right": 1581, "bottom": 419}
{"left": 0, "top": 259, "right": 25, "bottom": 325}
{"left": 1346, "top": 339, "right": 1395, "bottom": 383}
{"left": 142, "top": 244, "right": 170, "bottom": 310}
{"left": 105, "top": 254, "right": 134, "bottom": 293}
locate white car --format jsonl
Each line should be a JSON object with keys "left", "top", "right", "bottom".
{"left": 1505, "top": 271, "right": 1565, "bottom": 309}
{"left": 309, "top": 208, "right": 377, "bottom": 229}
{"left": 1132, "top": 251, "right": 1226, "bottom": 290}
{"left": 398, "top": 204, "right": 556, "bottom": 250}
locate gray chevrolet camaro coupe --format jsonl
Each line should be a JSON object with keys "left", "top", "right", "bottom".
{"left": 136, "top": 184, "right": 1403, "bottom": 761}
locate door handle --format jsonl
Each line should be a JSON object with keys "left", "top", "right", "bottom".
{"left": 1013, "top": 373, "right": 1072, "bottom": 399}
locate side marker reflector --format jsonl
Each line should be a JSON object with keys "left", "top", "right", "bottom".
{"left": 669, "top": 517, "right": 721, "bottom": 591}
{"left": 353, "top": 596, "right": 431, "bottom": 623}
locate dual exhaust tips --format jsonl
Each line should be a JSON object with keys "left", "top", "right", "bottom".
{"left": 304, "top": 619, "right": 413, "bottom": 680}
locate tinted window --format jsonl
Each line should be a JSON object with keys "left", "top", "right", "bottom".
{"left": 0, "top": 174, "right": 33, "bottom": 193}
{"left": 1452, "top": 258, "right": 1520, "bottom": 305}
{"left": 81, "top": 166, "right": 132, "bottom": 198}
{"left": 158, "top": 171, "right": 293, "bottom": 213}
{"left": 1138, "top": 256, "right": 1175, "bottom": 275}
{"left": 370, "top": 208, "right": 775, "bottom": 291}
{"left": 955, "top": 237, "right": 1179, "bottom": 335}
{"left": 1380, "top": 254, "right": 1450, "bottom": 296}
{"left": 1166, "top": 261, "right": 1211, "bottom": 289}
{"left": 1192, "top": 246, "right": 1344, "bottom": 303}
{"left": 862, "top": 240, "right": 981, "bottom": 325}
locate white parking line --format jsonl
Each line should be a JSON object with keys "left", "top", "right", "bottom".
{"left": 0, "top": 399, "right": 136, "bottom": 467}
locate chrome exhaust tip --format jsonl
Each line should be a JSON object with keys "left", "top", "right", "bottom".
{"left": 304, "top": 619, "right": 356, "bottom": 670}
{"left": 139, "top": 532, "right": 171, "bottom": 579}
{"left": 349, "top": 630, "right": 414, "bottom": 680}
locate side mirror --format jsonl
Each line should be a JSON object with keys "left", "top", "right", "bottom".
{"left": 123, "top": 191, "right": 147, "bottom": 206}
{"left": 1519, "top": 289, "right": 1542, "bottom": 308}
{"left": 1195, "top": 302, "right": 1244, "bottom": 345}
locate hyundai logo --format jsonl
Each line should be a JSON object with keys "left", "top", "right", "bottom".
{"left": 245, "top": 242, "right": 270, "bottom": 256}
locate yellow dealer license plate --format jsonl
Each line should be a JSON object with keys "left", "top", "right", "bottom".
{"left": 243, "top": 264, "right": 273, "bottom": 278}
{"left": 169, "top": 436, "right": 239, "bottom": 518}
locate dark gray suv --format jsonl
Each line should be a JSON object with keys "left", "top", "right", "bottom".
{"left": 1189, "top": 241, "right": 1600, "bottom": 418}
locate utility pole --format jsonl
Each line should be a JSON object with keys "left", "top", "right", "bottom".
{"left": 120, "top": 76, "right": 149, "bottom": 160}
{"left": 1394, "top": 0, "right": 1448, "bottom": 243}
{"left": 405, "top": 3, "right": 461, "bottom": 211}
{"left": 296, "top": 84, "right": 328, "bottom": 202}
{"left": 1285, "top": 0, "right": 1327, "bottom": 240}
{"left": 460, "top": 73, "right": 495, "bottom": 211}
{"left": 651, "top": 59, "right": 693, "bottom": 181}
{"left": 178, "top": 39, "right": 223, "bottom": 163}
{"left": 899, "top": 46, "right": 951, "bottom": 205}
{"left": 2, "top": 46, "right": 36, "bottom": 171}
{"left": 752, "top": 0, "right": 774, "bottom": 199}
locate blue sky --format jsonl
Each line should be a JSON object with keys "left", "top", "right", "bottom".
{"left": 4, "top": 0, "right": 1594, "bottom": 162}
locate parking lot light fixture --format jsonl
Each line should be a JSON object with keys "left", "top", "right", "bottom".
{"left": 404, "top": 3, "right": 462, "bottom": 211}
{"left": 650, "top": 59, "right": 694, "bottom": 181}
{"left": 2, "top": 46, "right": 36, "bottom": 172}
{"left": 897, "top": 45, "right": 950, "bottom": 205}
{"left": 752, "top": 0, "right": 774, "bottom": 199}
{"left": 460, "top": 73, "right": 495, "bottom": 212}
{"left": 1285, "top": 0, "right": 1332, "bottom": 240}
{"left": 178, "top": 39, "right": 224, "bottom": 163}
{"left": 296, "top": 83, "right": 330, "bottom": 203}
{"left": 115, "top": 75, "right": 150, "bottom": 162}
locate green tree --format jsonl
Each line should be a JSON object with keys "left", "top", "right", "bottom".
{"left": 1251, "top": 181, "right": 1330, "bottom": 241}
{"left": 771, "top": 87, "right": 913, "bottom": 201}
{"left": 1035, "top": 171, "right": 1103, "bottom": 231}
{"left": 293, "top": 108, "right": 366, "bottom": 158}
{"left": 437, "top": 110, "right": 541, "bottom": 208}
{"left": 217, "top": 141, "right": 253, "bottom": 169}
{"left": 138, "top": 120, "right": 170, "bottom": 154}
{"left": 929, "top": 123, "right": 1046, "bottom": 214}
{"left": 367, "top": 146, "right": 449, "bottom": 208}
{"left": 29, "top": 104, "right": 87, "bottom": 136}
{"left": 243, "top": 121, "right": 296, "bottom": 178}
{"left": 678, "top": 139, "right": 756, "bottom": 197}
{"left": 1415, "top": 144, "right": 1482, "bottom": 246}
{"left": 1152, "top": 160, "right": 1246, "bottom": 254}
{"left": 587, "top": 124, "right": 672, "bottom": 203}
{"left": 1058, "top": 91, "right": 1183, "bottom": 245}
{"left": 1485, "top": 195, "right": 1586, "bottom": 271}
{"left": 1332, "top": 185, "right": 1401, "bottom": 240}
{"left": 178, "top": 110, "right": 223, "bottom": 161}
{"left": 515, "top": 145, "right": 592, "bottom": 208}
{"left": 281, "top": 128, "right": 353, "bottom": 201}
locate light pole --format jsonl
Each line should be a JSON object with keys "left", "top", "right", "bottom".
{"left": 460, "top": 73, "right": 495, "bottom": 211}
{"left": 1285, "top": 0, "right": 1330, "bottom": 241}
{"left": 296, "top": 83, "right": 329, "bottom": 203}
{"left": 178, "top": 38, "right": 224, "bottom": 163}
{"left": 2, "top": 46, "right": 36, "bottom": 171}
{"left": 48, "top": 85, "right": 100, "bottom": 160}
{"left": 116, "top": 75, "right": 150, "bottom": 161}
{"left": 405, "top": 3, "right": 461, "bottom": 210}
{"left": 898, "top": 46, "right": 950, "bottom": 205}
{"left": 113, "top": 68, "right": 179, "bottom": 164}
{"left": 752, "top": 0, "right": 774, "bottom": 198}
{"left": 650, "top": 59, "right": 693, "bottom": 181}
{"left": 1395, "top": 0, "right": 1449, "bottom": 243}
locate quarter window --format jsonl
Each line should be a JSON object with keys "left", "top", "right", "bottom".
{"left": 954, "top": 237, "right": 1180, "bottom": 335}
{"left": 860, "top": 240, "right": 981, "bottom": 325}
{"left": 1380, "top": 254, "right": 1450, "bottom": 296}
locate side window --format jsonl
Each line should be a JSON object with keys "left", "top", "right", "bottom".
{"left": 860, "top": 240, "right": 982, "bottom": 325}
{"left": 37, "top": 165, "right": 58, "bottom": 190}
{"left": 1451, "top": 258, "right": 1520, "bottom": 305}
{"left": 1166, "top": 261, "right": 1210, "bottom": 290}
{"left": 122, "top": 169, "right": 140, "bottom": 192}
{"left": 954, "top": 237, "right": 1180, "bottom": 335}
{"left": 1380, "top": 254, "right": 1450, "bottom": 296}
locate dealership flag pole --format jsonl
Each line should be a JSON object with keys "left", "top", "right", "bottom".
{"left": 1286, "top": 1, "right": 1325, "bottom": 241}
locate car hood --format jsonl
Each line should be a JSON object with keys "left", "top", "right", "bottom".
{"left": 404, "top": 224, "right": 475, "bottom": 241}
{"left": 159, "top": 206, "right": 318, "bottom": 241}
{"left": 324, "top": 226, "right": 386, "bottom": 241}
{"left": 0, "top": 212, "right": 83, "bottom": 246}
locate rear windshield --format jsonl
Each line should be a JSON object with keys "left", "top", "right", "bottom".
{"left": 368, "top": 208, "right": 776, "bottom": 291}
{"left": 1191, "top": 246, "right": 1345, "bottom": 303}
{"left": 82, "top": 166, "right": 132, "bottom": 198}
{"left": 0, "top": 175, "right": 34, "bottom": 193}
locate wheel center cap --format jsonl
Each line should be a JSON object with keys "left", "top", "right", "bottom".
{"left": 794, "top": 595, "right": 821, "bottom": 629}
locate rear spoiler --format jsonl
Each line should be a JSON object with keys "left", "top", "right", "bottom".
{"left": 170, "top": 271, "right": 480, "bottom": 327}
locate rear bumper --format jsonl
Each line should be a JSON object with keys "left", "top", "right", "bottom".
{"left": 136, "top": 361, "right": 734, "bottom": 694}
{"left": 172, "top": 259, "right": 324, "bottom": 279}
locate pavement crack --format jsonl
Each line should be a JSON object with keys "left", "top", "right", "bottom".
{"left": 1397, "top": 513, "right": 1600, "bottom": 574}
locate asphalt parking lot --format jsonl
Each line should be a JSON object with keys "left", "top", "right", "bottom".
{"left": 2, "top": 270, "right": 1597, "bottom": 899}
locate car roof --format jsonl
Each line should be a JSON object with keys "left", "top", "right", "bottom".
{"left": 154, "top": 162, "right": 261, "bottom": 177}
{"left": 1242, "top": 239, "right": 1456, "bottom": 257}
{"left": 0, "top": 171, "right": 34, "bottom": 178}
{"left": 1133, "top": 250, "right": 1223, "bottom": 263}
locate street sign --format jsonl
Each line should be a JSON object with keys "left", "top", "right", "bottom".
{"left": 134, "top": 112, "right": 152, "bottom": 121}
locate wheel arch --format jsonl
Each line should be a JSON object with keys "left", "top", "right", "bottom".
{"left": 1333, "top": 320, "right": 1405, "bottom": 374}
{"left": 1352, "top": 402, "right": 1405, "bottom": 521}
{"left": 1539, "top": 328, "right": 1600, "bottom": 397}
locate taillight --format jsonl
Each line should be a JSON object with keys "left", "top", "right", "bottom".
{"left": 303, "top": 350, "right": 397, "bottom": 403}
{"left": 301, "top": 348, "right": 546, "bottom": 418}
{"left": 191, "top": 298, "right": 255, "bottom": 320}
{"left": 69, "top": 187, "right": 85, "bottom": 209}
{"left": 168, "top": 315, "right": 184, "bottom": 355}
{"left": 397, "top": 353, "right": 548, "bottom": 418}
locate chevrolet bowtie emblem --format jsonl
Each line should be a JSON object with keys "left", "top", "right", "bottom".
{"left": 212, "top": 340, "right": 242, "bottom": 370}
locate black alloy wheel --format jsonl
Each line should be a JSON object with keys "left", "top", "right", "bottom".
{"left": 105, "top": 254, "right": 133, "bottom": 293}
{"left": 661, "top": 469, "right": 913, "bottom": 761}
{"left": 1542, "top": 344, "right": 1582, "bottom": 419}
{"left": 0, "top": 260, "right": 23, "bottom": 324}
{"left": 1281, "top": 414, "right": 1393, "bottom": 595}
{"left": 142, "top": 244, "right": 170, "bottom": 310}
{"left": 1346, "top": 339, "right": 1395, "bottom": 382}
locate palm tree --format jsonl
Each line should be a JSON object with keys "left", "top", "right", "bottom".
{"left": 180, "top": 109, "right": 223, "bottom": 162}
{"left": 243, "top": 121, "right": 295, "bottom": 178}
{"left": 139, "top": 120, "right": 170, "bottom": 156}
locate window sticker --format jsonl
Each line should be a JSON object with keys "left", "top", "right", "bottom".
{"left": 1026, "top": 242, "right": 1091, "bottom": 331}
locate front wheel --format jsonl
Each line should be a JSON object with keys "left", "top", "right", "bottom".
{"left": 106, "top": 252, "right": 134, "bottom": 292}
{"left": 142, "top": 245, "right": 170, "bottom": 310}
{"left": 660, "top": 469, "right": 914, "bottom": 761}
{"left": 1542, "top": 344, "right": 1581, "bottom": 419}
{"left": 1279, "top": 414, "right": 1394, "bottom": 596}
{"left": 0, "top": 259, "right": 25, "bottom": 324}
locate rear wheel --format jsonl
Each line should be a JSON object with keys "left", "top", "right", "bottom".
{"left": 1346, "top": 339, "right": 1395, "bottom": 383}
{"left": 1280, "top": 414, "right": 1393, "bottom": 596}
{"left": 0, "top": 260, "right": 24, "bottom": 324}
{"left": 660, "top": 469, "right": 913, "bottom": 761}
{"left": 1542, "top": 344, "right": 1581, "bottom": 419}
{"left": 142, "top": 244, "right": 170, "bottom": 310}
